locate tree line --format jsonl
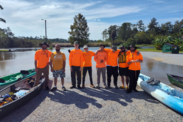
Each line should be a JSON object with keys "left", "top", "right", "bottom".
{"left": 102, "top": 18, "right": 183, "bottom": 47}
{"left": 0, "top": 27, "right": 69, "bottom": 48}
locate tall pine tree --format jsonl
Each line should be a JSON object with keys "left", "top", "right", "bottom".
{"left": 68, "top": 13, "right": 90, "bottom": 45}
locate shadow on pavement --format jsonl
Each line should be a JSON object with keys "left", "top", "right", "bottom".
{"left": 48, "top": 89, "right": 102, "bottom": 109}
{"left": 1, "top": 87, "right": 159, "bottom": 121}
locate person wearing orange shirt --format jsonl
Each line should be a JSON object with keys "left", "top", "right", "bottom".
{"left": 82, "top": 45, "right": 95, "bottom": 88}
{"left": 94, "top": 44, "right": 108, "bottom": 88}
{"left": 34, "top": 42, "right": 52, "bottom": 90}
{"left": 50, "top": 44, "right": 66, "bottom": 91}
{"left": 118, "top": 45, "right": 130, "bottom": 90}
{"left": 127, "top": 45, "right": 143, "bottom": 93}
{"left": 69, "top": 41, "right": 83, "bottom": 89}
{"left": 104, "top": 45, "right": 120, "bottom": 89}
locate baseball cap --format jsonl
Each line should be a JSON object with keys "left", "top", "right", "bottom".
{"left": 83, "top": 45, "right": 88, "bottom": 48}
{"left": 74, "top": 41, "right": 79, "bottom": 44}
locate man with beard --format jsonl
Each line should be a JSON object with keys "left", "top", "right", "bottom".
{"left": 34, "top": 42, "right": 52, "bottom": 90}
{"left": 69, "top": 41, "right": 83, "bottom": 89}
{"left": 50, "top": 44, "right": 66, "bottom": 91}
{"left": 127, "top": 45, "right": 143, "bottom": 93}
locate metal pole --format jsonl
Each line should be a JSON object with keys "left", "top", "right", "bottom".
{"left": 45, "top": 20, "right": 47, "bottom": 42}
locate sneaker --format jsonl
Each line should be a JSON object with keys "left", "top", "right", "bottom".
{"left": 120, "top": 86, "right": 125, "bottom": 89}
{"left": 104, "top": 85, "right": 108, "bottom": 89}
{"left": 96, "top": 85, "right": 100, "bottom": 89}
{"left": 90, "top": 84, "right": 95, "bottom": 88}
{"left": 82, "top": 85, "right": 85, "bottom": 89}
{"left": 133, "top": 89, "right": 138, "bottom": 92}
{"left": 70, "top": 86, "right": 76, "bottom": 89}
{"left": 126, "top": 86, "right": 129, "bottom": 90}
{"left": 46, "top": 86, "right": 50, "bottom": 91}
{"left": 62, "top": 86, "right": 66, "bottom": 91}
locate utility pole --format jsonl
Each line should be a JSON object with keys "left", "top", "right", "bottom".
{"left": 42, "top": 19, "right": 47, "bottom": 42}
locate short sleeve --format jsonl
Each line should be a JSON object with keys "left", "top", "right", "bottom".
{"left": 34, "top": 51, "right": 39, "bottom": 60}
{"left": 116, "top": 49, "right": 120, "bottom": 53}
{"left": 104, "top": 48, "right": 110, "bottom": 53}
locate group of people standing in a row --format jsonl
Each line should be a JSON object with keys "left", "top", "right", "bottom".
{"left": 34, "top": 41, "right": 143, "bottom": 93}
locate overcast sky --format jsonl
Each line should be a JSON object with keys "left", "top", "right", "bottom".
{"left": 0, "top": 0, "right": 183, "bottom": 40}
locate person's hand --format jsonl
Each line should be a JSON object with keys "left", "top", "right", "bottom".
{"left": 80, "top": 67, "right": 82, "bottom": 71}
{"left": 95, "top": 49, "right": 100, "bottom": 54}
{"left": 51, "top": 68, "right": 54, "bottom": 72}
{"left": 127, "top": 62, "right": 131, "bottom": 65}
{"left": 63, "top": 69, "right": 65, "bottom": 73}
{"left": 70, "top": 67, "right": 73, "bottom": 71}
{"left": 100, "top": 60, "right": 104, "bottom": 63}
{"left": 130, "top": 60, "right": 135, "bottom": 63}
{"left": 35, "top": 68, "right": 38, "bottom": 72}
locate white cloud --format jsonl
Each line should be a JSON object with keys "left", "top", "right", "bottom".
{"left": 0, "top": 0, "right": 142, "bottom": 40}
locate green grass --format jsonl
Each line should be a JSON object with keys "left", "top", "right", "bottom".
{"left": 138, "top": 48, "right": 183, "bottom": 53}
{"left": 138, "top": 48, "right": 162, "bottom": 52}
{"left": 0, "top": 49, "right": 9, "bottom": 52}
{"left": 136, "top": 44, "right": 154, "bottom": 47}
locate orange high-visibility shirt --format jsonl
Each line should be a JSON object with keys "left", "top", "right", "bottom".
{"left": 94, "top": 51, "right": 107, "bottom": 68}
{"left": 104, "top": 49, "right": 120, "bottom": 66}
{"left": 127, "top": 51, "right": 143, "bottom": 71}
{"left": 83, "top": 51, "right": 95, "bottom": 67}
{"left": 34, "top": 49, "right": 52, "bottom": 68}
{"left": 69, "top": 49, "right": 83, "bottom": 67}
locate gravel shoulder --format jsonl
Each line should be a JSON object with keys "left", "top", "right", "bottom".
{"left": 141, "top": 52, "right": 183, "bottom": 66}
{"left": 1, "top": 82, "right": 183, "bottom": 122}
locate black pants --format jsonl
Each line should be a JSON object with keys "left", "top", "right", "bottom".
{"left": 128, "top": 70, "right": 140, "bottom": 91}
{"left": 107, "top": 66, "right": 118, "bottom": 87}
{"left": 71, "top": 66, "right": 81, "bottom": 87}
{"left": 82, "top": 67, "right": 93, "bottom": 85}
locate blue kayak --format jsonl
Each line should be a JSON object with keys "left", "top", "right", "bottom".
{"left": 138, "top": 73, "right": 183, "bottom": 114}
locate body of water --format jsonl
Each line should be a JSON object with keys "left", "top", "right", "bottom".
{"left": 0, "top": 47, "right": 182, "bottom": 86}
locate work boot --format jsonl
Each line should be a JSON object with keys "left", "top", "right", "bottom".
{"left": 70, "top": 86, "right": 76, "bottom": 89}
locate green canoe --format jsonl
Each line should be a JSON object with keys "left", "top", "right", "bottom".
{"left": 0, "top": 69, "right": 36, "bottom": 89}
{"left": 167, "top": 74, "right": 183, "bottom": 89}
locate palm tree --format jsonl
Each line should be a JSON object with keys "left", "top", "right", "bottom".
{"left": 0, "top": 5, "right": 6, "bottom": 23}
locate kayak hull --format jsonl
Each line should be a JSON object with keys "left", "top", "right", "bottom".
{"left": 0, "top": 76, "right": 44, "bottom": 119}
{"left": 167, "top": 74, "right": 183, "bottom": 89}
{"left": 0, "top": 69, "right": 35, "bottom": 89}
{"left": 138, "top": 73, "right": 183, "bottom": 114}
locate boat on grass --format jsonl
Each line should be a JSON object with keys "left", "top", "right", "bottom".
{"left": 138, "top": 73, "right": 183, "bottom": 114}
